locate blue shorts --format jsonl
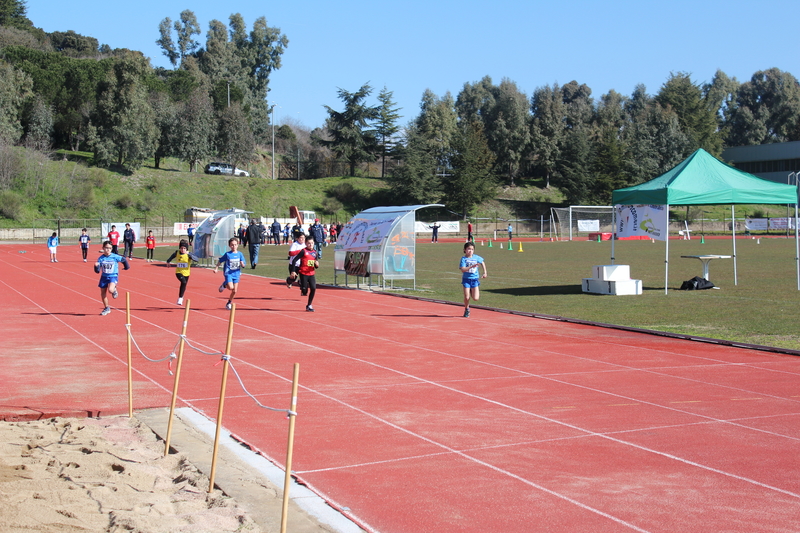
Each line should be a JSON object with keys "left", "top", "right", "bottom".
{"left": 224, "top": 272, "right": 241, "bottom": 285}
{"left": 462, "top": 278, "right": 480, "bottom": 289}
{"left": 99, "top": 274, "right": 118, "bottom": 288}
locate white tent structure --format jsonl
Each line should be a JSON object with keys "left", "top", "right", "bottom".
{"left": 192, "top": 208, "right": 250, "bottom": 260}
{"left": 334, "top": 205, "right": 443, "bottom": 289}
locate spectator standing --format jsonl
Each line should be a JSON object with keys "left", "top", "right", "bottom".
{"left": 329, "top": 224, "right": 337, "bottom": 243}
{"left": 507, "top": 223, "right": 513, "bottom": 241}
{"left": 145, "top": 231, "right": 156, "bottom": 262}
{"left": 271, "top": 219, "right": 282, "bottom": 246}
{"left": 237, "top": 224, "right": 248, "bottom": 249}
{"left": 122, "top": 223, "right": 136, "bottom": 258}
{"left": 107, "top": 225, "right": 120, "bottom": 254}
{"left": 47, "top": 232, "right": 59, "bottom": 263}
{"left": 79, "top": 228, "right": 91, "bottom": 263}
{"left": 310, "top": 218, "right": 325, "bottom": 258}
{"left": 467, "top": 221, "right": 473, "bottom": 242}
{"left": 431, "top": 222, "right": 440, "bottom": 243}
{"left": 187, "top": 225, "right": 195, "bottom": 245}
{"left": 283, "top": 223, "right": 290, "bottom": 244}
{"left": 246, "top": 219, "right": 264, "bottom": 268}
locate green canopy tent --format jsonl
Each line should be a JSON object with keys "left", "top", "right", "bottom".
{"left": 611, "top": 148, "right": 799, "bottom": 293}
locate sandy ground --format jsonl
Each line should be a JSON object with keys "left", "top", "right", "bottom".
{"left": 0, "top": 414, "right": 342, "bottom": 533}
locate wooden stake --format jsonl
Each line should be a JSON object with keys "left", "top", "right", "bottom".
{"left": 165, "top": 299, "right": 191, "bottom": 456}
{"left": 209, "top": 303, "right": 236, "bottom": 493}
{"left": 280, "top": 363, "right": 300, "bottom": 533}
{"left": 126, "top": 292, "right": 133, "bottom": 418}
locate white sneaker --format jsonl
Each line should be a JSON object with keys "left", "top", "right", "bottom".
{"left": 225, "top": 302, "right": 232, "bottom": 310}
{"left": 83, "top": 259, "right": 87, "bottom": 262}
{"left": 112, "top": 290, "right": 118, "bottom": 299}
{"left": 177, "top": 297, "right": 183, "bottom": 306}
{"left": 100, "top": 307, "right": 111, "bottom": 316}
{"left": 219, "top": 283, "right": 226, "bottom": 293}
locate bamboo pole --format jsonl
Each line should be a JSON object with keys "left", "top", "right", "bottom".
{"left": 208, "top": 303, "right": 236, "bottom": 493}
{"left": 164, "top": 299, "right": 191, "bottom": 456}
{"left": 280, "top": 363, "right": 300, "bottom": 533}
{"left": 126, "top": 292, "right": 133, "bottom": 418}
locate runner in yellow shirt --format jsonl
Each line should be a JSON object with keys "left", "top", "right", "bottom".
{"left": 165, "top": 239, "right": 199, "bottom": 306}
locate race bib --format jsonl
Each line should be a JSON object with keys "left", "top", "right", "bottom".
{"left": 176, "top": 262, "right": 188, "bottom": 268}
{"left": 102, "top": 262, "right": 115, "bottom": 274}
{"left": 228, "top": 260, "right": 241, "bottom": 270}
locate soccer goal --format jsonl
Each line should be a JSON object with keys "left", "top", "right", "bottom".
{"left": 550, "top": 206, "right": 615, "bottom": 241}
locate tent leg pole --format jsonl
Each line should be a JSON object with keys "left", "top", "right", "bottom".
{"left": 732, "top": 205, "right": 738, "bottom": 285}
{"left": 796, "top": 202, "right": 799, "bottom": 291}
{"left": 665, "top": 204, "right": 670, "bottom": 295}
{"left": 611, "top": 208, "right": 616, "bottom": 265}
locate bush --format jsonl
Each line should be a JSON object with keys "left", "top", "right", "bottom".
{"left": 114, "top": 194, "right": 134, "bottom": 209}
{"left": 0, "top": 190, "right": 24, "bottom": 220}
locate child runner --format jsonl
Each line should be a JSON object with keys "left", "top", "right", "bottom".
{"left": 79, "top": 228, "right": 91, "bottom": 262}
{"left": 94, "top": 240, "right": 130, "bottom": 316}
{"left": 166, "top": 239, "right": 199, "bottom": 306}
{"left": 213, "top": 237, "right": 246, "bottom": 310}
{"left": 145, "top": 230, "right": 156, "bottom": 262}
{"left": 286, "top": 232, "right": 306, "bottom": 288}
{"left": 107, "top": 225, "right": 120, "bottom": 254}
{"left": 459, "top": 241, "right": 487, "bottom": 318}
{"left": 47, "top": 232, "right": 59, "bottom": 263}
{"left": 297, "top": 235, "right": 319, "bottom": 312}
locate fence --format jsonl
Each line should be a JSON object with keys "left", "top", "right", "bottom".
{"left": 31, "top": 216, "right": 172, "bottom": 245}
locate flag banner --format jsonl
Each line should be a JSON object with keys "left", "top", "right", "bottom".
{"left": 615, "top": 204, "right": 668, "bottom": 241}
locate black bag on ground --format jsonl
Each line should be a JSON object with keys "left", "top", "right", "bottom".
{"left": 680, "top": 276, "right": 715, "bottom": 290}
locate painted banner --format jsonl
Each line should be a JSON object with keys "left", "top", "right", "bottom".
{"left": 415, "top": 221, "right": 460, "bottom": 233}
{"left": 337, "top": 216, "right": 400, "bottom": 252}
{"left": 615, "top": 204, "right": 668, "bottom": 241}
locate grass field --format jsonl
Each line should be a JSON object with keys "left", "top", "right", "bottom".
{"left": 141, "top": 235, "right": 800, "bottom": 351}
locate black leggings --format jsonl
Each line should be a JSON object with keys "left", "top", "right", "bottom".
{"left": 299, "top": 274, "right": 316, "bottom": 305}
{"left": 146, "top": 248, "right": 154, "bottom": 260}
{"left": 175, "top": 273, "right": 189, "bottom": 298}
{"left": 81, "top": 247, "right": 88, "bottom": 260}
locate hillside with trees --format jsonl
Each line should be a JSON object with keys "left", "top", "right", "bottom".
{"left": 1, "top": 0, "right": 799, "bottom": 226}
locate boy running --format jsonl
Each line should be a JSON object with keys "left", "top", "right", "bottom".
{"left": 214, "top": 237, "right": 246, "bottom": 310}
{"left": 94, "top": 240, "right": 130, "bottom": 316}
{"left": 286, "top": 232, "right": 306, "bottom": 288}
{"left": 166, "top": 239, "right": 199, "bottom": 306}
{"left": 47, "top": 232, "right": 59, "bottom": 263}
{"left": 459, "top": 242, "right": 487, "bottom": 318}
{"left": 297, "top": 236, "right": 319, "bottom": 312}
{"left": 79, "top": 228, "right": 91, "bottom": 262}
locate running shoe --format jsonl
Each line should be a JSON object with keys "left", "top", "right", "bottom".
{"left": 177, "top": 297, "right": 183, "bottom": 306}
{"left": 54, "top": 259, "right": 58, "bottom": 262}
{"left": 306, "top": 305, "right": 314, "bottom": 312}
{"left": 100, "top": 307, "right": 111, "bottom": 316}
{"left": 112, "top": 290, "right": 118, "bottom": 299}
{"left": 83, "top": 259, "right": 87, "bottom": 263}
{"left": 219, "top": 283, "right": 226, "bottom": 293}
{"left": 226, "top": 302, "right": 232, "bottom": 310}
{"left": 301, "top": 289, "right": 307, "bottom": 296}
{"left": 464, "top": 308, "right": 470, "bottom": 318}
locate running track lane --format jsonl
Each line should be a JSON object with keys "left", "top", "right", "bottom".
{"left": 1, "top": 244, "right": 799, "bottom": 532}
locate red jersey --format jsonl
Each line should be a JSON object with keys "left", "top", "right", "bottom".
{"left": 146, "top": 236, "right": 156, "bottom": 249}
{"left": 107, "top": 231, "right": 120, "bottom": 245}
{"left": 297, "top": 248, "right": 318, "bottom": 276}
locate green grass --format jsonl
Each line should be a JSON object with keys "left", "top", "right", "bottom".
{"left": 141, "top": 235, "right": 800, "bottom": 351}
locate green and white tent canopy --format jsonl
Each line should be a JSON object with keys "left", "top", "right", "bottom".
{"left": 612, "top": 148, "right": 798, "bottom": 206}
{"left": 611, "top": 148, "right": 799, "bottom": 292}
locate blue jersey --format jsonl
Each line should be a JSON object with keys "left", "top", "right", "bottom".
{"left": 218, "top": 251, "right": 246, "bottom": 274}
{"left": 96, "top": 254, "right": 129, "bottom": 277}
{"left": 47, "top": 236, "right": 59, "bottom": 247}
{"left": 79, "top": 234, "right": 91, "bottom": 248}
{"left": 460, "top": 254, "right": 484, "bottom": 281}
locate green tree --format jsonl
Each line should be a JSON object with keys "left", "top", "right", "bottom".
{"left": 488, "top": 78, "right": 530, "bottom": 185}
{"left": 0, "top": 59, "right": 32, "bottom": 144}
{"left": 530, "top": 83, "right": 564, "bottom": 188}
{"left": 444, "top": 120, "right": 497, "bottom": 218}
{"left": 415, "top": 89, "right": 458, "bottom": 177}
{"left": 388, "top": 123, "right": 441, "bottom": 204}
{"left": 318, "top": 83, "right": 379, "bottom": 176}
{"left": 156, "top": 17, "right": 179, "bottom": 67}
{"left": 725, "top": 68, "right": 800, "bottom": 145}
{"left": 702, "top": 69, "right": 739, "bottom": 143}
{"left": 655, "top": 72, "right": 721, "bottom": 155}
{"left": 0, "top": 0, "right": 32, "bottom": 30}
{"left": 375, "top": 86, "right": 401, "bottom": 178}
{"left": 216, "top": 103, "right": 255, "bottom": 172}
{"left": 24, "top": 94, "right": 53, "bottom": 150}
{"left": 88, "top": 55, "right": 158, "bottom": 171}
{"left": 149, "top": 91, "right": 177, "bottom": 169}
{"left": 173, "top": 89, "right": 215, "bottom": 172}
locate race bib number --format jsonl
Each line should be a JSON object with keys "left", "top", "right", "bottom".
{"left": 228, "top": 259, "right": 241, "bottom": 270}
{"left": 102, "top": 262, "right": 115, "bottom": 274}
{"left": 306, "top": 258, "right": 315, "bottom": 267}
{"left": 176, "top": 262, "right": 188, "bottom": 268}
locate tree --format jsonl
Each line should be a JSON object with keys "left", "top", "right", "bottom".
{"left": 530, "top": 83, "right": 564, "bottom": 188}
{"left": 388, "top": 123, "right": 441, "bottom": 204}
{"left": 173, "top": 89, "right": 215, "bottom": 172}
{"left": 318, "top": 83, "right": 379, "bottom": 176}
{"left": 156, "top": 18, "right": 179, "bottom": 67}
{"left": 0, "top": 0, "right": 33, "bottom": 30}
{"left": 375, "top": 86, "right": 401, "bottom": 178}
{"left": 415, "top": 89, "right": 458, "bottom": 177}
{"left": 655, "top": 72, "right": 721, "bottom": 155}
{"left": 174, "top": 10, "right": 201, "bottom": 60}
{"left": 725, "top": 68, "right": 800, "bottom": 145}
{"left": 444, "top": 120, "right": 497, "bottom": 218}
{"left": 149, "top": 91, "right": 177, "bottom": 169}
{"left": 216, "top": 103, "right": 255, "bottom": 172}
{"left": 24, "top": 94, "right": 53, "bottom": 151}
{"left": 0, "top": 59, "right": 32, "bottom": 144}
{"left": 88, "top": 55, "right": 158, "bottom": 171}
{"left": 487, "top": 78, "right": 530, "bottom": 185}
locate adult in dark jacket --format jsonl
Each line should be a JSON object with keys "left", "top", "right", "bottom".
{"left": 237, "top": 224, "right": 248, "bottom": 248}
{"left": 246, "top": 219, "right": 265, "bottom": 268}
{"left": 310, "top": 219, "right": 325, "bottom": 258}
{"left": 271, "top": 219, "right": 282, "bottom": 246}
{"left": 122, "top": 223, "right": 136, "bottom": 258}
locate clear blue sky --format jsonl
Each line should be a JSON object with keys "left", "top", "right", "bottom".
{"left": 27, "top": 0, "right": 800, "bottom": 130}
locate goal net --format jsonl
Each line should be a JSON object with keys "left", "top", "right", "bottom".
{"left": 550, "top": 206, "right": 614, "bottom": 241}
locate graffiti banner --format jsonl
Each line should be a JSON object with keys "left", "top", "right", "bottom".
{"left": 615, "top": 204, "right": 668, "bottom": 241}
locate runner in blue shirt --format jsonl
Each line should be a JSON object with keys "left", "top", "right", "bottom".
{"left": 47, "top": 232, "right": 59, "bottom": 263}
{"left": 459, "top": 241, "right": 488, "bottom": 318}
{"left": 79, "top": 228, "right": 91, "bottom": 262}
{"left": 214, "top": 237, "right": 246, "bottom": 310}
{"left": 94, "top": 240, "right": 130, "bottom": 316}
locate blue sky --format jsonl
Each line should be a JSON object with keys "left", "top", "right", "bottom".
{"left": 27, "top": 0, "right": 800, "bottom": 130}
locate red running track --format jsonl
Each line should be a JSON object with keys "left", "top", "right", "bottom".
{"left": 1, "top": 243, "right": 799, "bottom": 532}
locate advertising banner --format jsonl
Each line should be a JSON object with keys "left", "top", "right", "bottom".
{"left": 615, "top": 204, "right": 668, "bottom": 241}
{"left": 577, "top": 219, "right": 600, "bottom": 232}
{"left": 337, "top": 216, "right": 399, "bottom": 252}
{"left": 415, "top": 221, "right": 460, "bottom": 233}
